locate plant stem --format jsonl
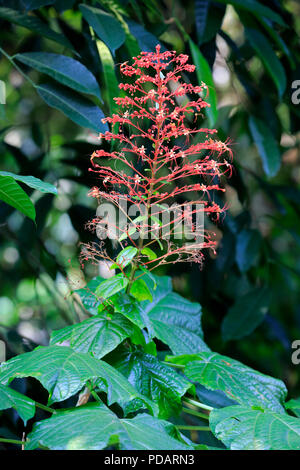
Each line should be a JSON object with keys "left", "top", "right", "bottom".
{"left": 162, "top": 361, "right": 185, "bottom": 369}
{"left": 0, "top": 437, "right": 25, "bottom": 445}
{"left": 35, "top": 402, "right": 56, "bottom": 414}
{"left": 91, "top": 390, "right": 102, "bottom": 403}
{"left": 182, "top": 407, "right": 209, "bottom": 420}
{"left": 176, "top": 425, "right": 210, "bottom": 431}
{"left": 183, "top": 398, "right": 214, "bottom": 412}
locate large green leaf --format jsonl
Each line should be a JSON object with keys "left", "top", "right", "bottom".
{"left": 114, "top": 275, "right": 210, "bottom": 355}
{"left": 248, "top": 115, "right": 281, "bottom": 177}
{"left": 79, "top": 5, "right": 125, "bottom": 55}
{"left": 0, "top": 7, "right": 72, "bottom": 48}
{"left": 0, "top": 175, "right": 35, "bottom": 221}
{"left": 50, "top": 313, "right": 141, "bottom": 359}
{"left": 0, "top": 346, "right": 154, "bottom": 415}
{"left": 108, "top": 349, "right": 193, "bottom": 418}
{"left": 215, "top": 0, "right": 286, "bottom": 26}
{"left": 245, "top": 28, "right": 286, "bottom": 98}
{"left": 15, "top": 52, "right": 101, "bottom": 99}
{"left": 189, "top": 39, "right": 218, "bottom": 127}
{"left": 0, "top": 171, "right": 57, "bottom": 195}
{"left": 0, "top": 383, "right": 35, "bottom": 424}
{"left": 36, "top": 83, "right": 107, "bottom": 133}
{"left": 221, "top": 287, "right": 270, "bottom": 341}
{"left": 26, "top": 403, "right": 193, "bottom": 450}
{"left": 95, "top": 273, "right": 129, "bottom": 300}
{"left": 210, "top": 405, "right": 300, "bottom": 450}
{"left": 168, "top": 352, "right": 287, "bottom": 413}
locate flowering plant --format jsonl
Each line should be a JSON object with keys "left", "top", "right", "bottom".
{"left": 82, "top": 46, "right": 232, "bottom": 290}
{"left": 0, "top": 46, "right": 297, "bottom": 452}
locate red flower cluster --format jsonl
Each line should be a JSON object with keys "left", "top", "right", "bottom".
{"left": 83, "top": 45, "right": 232, "bottom": 270}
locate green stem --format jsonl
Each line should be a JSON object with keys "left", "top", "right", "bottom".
{"left": 91, "top": 390, "right": 102, "bottom": 403}
{"left": 162, "top": 361, "right": 185, "bottom": 369}
{"left": 182, "top": 407, "right": 209, "bottom": 421}
{"left": 35, "top": 402, "right": 56, "bottom": 414}
{"left": 183, "top": 398, "right": 214, "bottom": 412}
{"left": 0, "top": 437, "right": 25, "bottom": 445}
{"left": 176, "top": 425, "right": 210, "bottom": 431}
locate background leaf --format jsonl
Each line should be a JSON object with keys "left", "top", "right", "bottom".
{"left": 15, "top": 52, "right": 101, "bottom": 99}
{"left": 245, "top": 28, "right": 287, "bottom": 98}
{"left": 0, "top": 171, "right": 57, "bottom": 195}
{"left": 0, "top": 7, "right": 72, "bottom": 48}
{"left": 221, "top": 287, "right": 270, "bottom": 341}
{"left": 79, "top": 4, "right": 125, "bottom": 55}
{"left": 36, "top": 83, "right": 107, "bottom": 133}
{"left": 0, "top": 175, "right": 36, "bottom": 221}
{"left": 189, "top": 39, "right": 218, "bottom": 126}
{"left": 249, "top": 115, "right": 281, "bottom": 177}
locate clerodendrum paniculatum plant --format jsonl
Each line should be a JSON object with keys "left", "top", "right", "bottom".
{"left": 82, "top": 45, "right": 232, "bottom": 276}
{"left": 0, "top": 48, "right": 300, "bottom": 451}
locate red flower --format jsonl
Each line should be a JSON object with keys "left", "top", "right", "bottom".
{"left": 82, "top": 45, "right": 233, "bottom": 271}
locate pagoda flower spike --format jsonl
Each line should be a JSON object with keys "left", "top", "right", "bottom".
{"left": 81, "top": 45, "right": 233, "bottom": 273}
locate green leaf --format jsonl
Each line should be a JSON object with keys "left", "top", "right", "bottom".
{"left": 114, "top": 293, "right": 145, "bottom": 329}
{"left": 115, "top": 274, "right": 210, "bottom": 354}
{"left": 130, "top": 278, "right": 153, "bottom": 302}
{"left": 109, "top": 350, "right": 193, "bottom": 418}
{"left": 79, "top": 5, "right": 125, "bottom": 55}
{"left": 248, "top": 115, "right": 281, "bottom": 177}
{"left": 50, "top": 313, "right": 141, "bottom": 359}
{"left": 210, "top": 405, "right": 300, "bottom": 450}
{"left": 96, "top": 40, "right": 120, "bottom": 117}
{"left": 235, "top": 229, "right": 261, "bottom": 272}
{"left": 0, "top": 346, "right": 154, "bottom": 415}
{"left": 0, "top": 383, "right": 35, "bottom": 424}
{"left": 245, "top": 28, "right": 286, "bottom": 98}
{"left": 0, "top": 7, "right": 72, "bottom": 49}
{"left": 75, "top": 277, "right": 104, "bottom": 315}
{"left": 15, "top": 52, "right": 101, "bottom": 99}
{"left": 126, "top": 19, "right": 162, "bottom": 52}
{"left": 36, "top": 83, "right": 107, "bottom": 133}
{"left": 215, "top": 0, "right": 286, "bottom": 26}
{"left": 0, "top": 171, "right": 57, "bottom": 195}
{"left": 0, "top": 175, "right": 36, "bottom": 221}
{"left": 285, "top": 398, "right": 300, "bottom": 418}
{"left": 189, "top": 39, "right": 218, "bottom": 127}
{"left": 141, "top": 247, "right": 157, "bottom": 260}
{"left": 175, "top": 351, "right": 286, "bottom": 413}
{"left": 221, "top": 287, "right": 270, "bottom": 341}
{"left": 95, "top": 273, "right": 129, "bottom": 300}
{"left": 116, "top": 246, "right": 138, "bottom": 268}
{"left": 22, "top": 0, "right": 55, "bottom": 10}
{"left": 26, "top": 403, "right": 193, "bottom": 450}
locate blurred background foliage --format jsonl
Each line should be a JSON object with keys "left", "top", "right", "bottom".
{"left": 0, "top": 0, "right": 300, "bottom": 442}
